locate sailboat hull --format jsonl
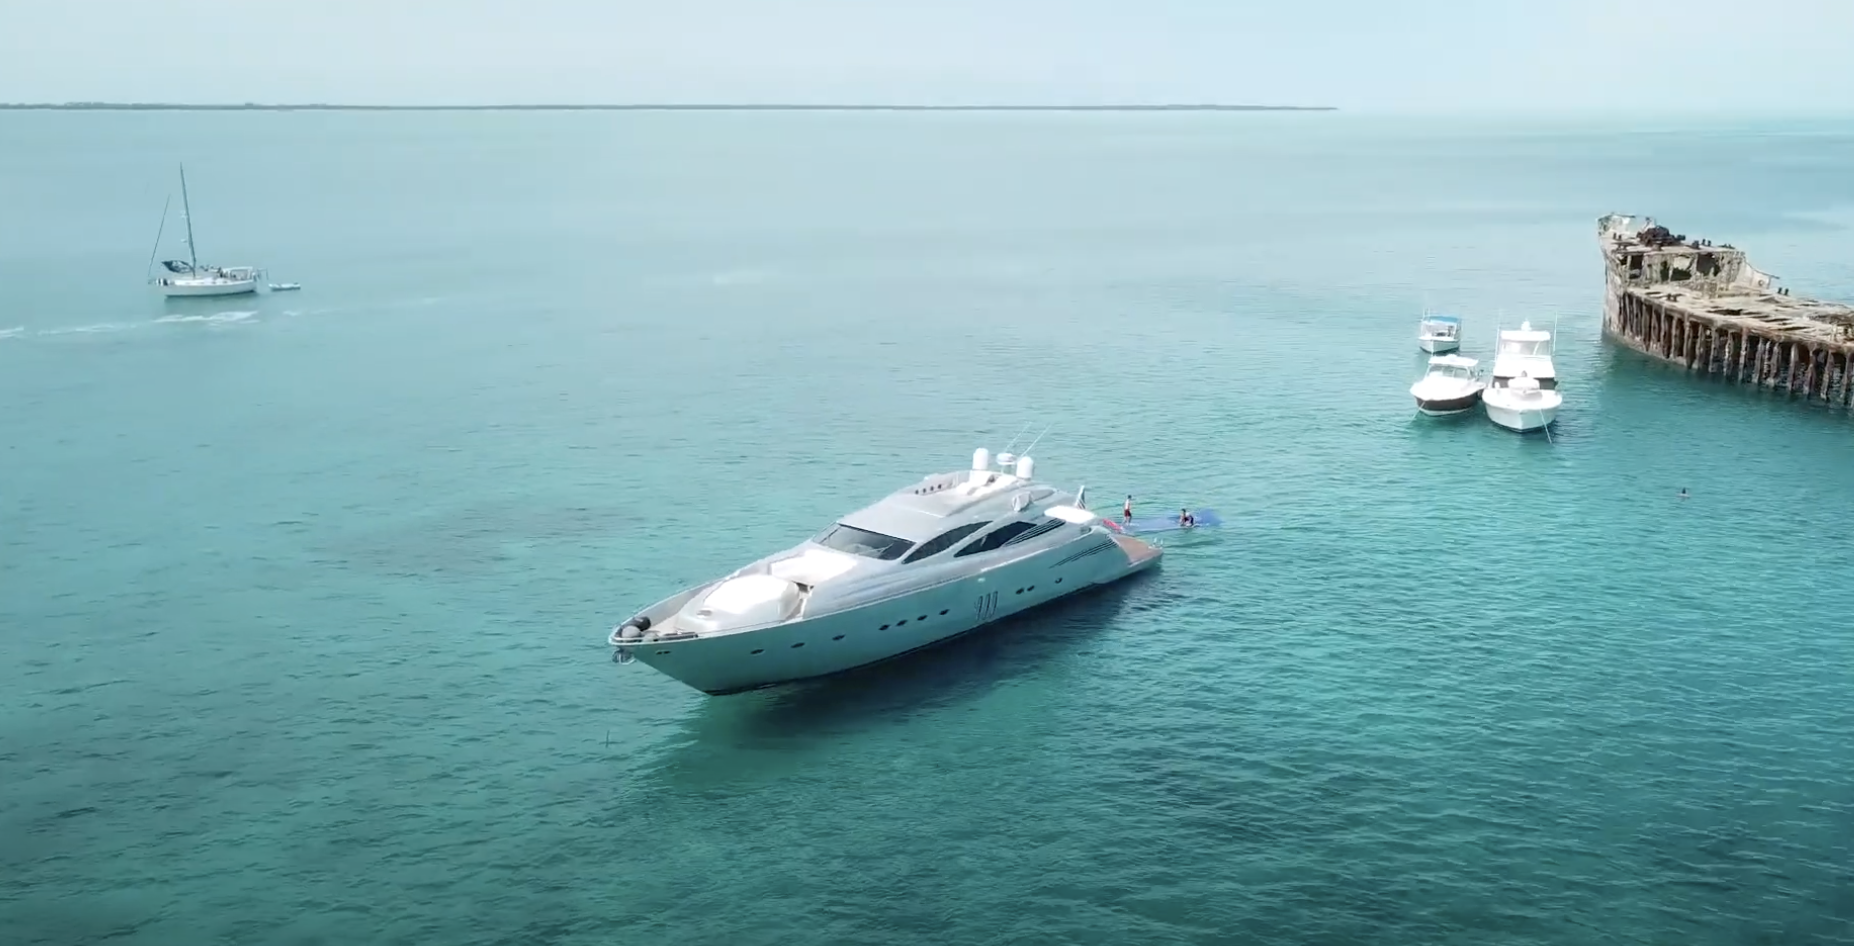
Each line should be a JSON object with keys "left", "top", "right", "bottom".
{"left": 157, "top": 278, "right": 259, "bottom": 297}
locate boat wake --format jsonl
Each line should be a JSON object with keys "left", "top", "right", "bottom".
{"left": 152, "top": 310, "right": 258, "bottom": 325}
{"left": 11, "top": 310, "right": 262, "bottom": 342}
{"left": 34, "top": 322, "right": 141, "bottom": 337}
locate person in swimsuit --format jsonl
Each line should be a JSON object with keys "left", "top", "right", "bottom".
{"left": 1179, "top": 508, "right": 1194, "bottom": 528}
{"left": 1123, "top": 495, "right": 1134, "bottom": 521}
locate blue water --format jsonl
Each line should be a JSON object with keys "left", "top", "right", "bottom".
{"left": 4, "top": 111, "right": 1854, "bottom": 945}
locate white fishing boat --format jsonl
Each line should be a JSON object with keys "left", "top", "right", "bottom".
{"left": 1409, "top": 354, "right": 1486, "bottom": 415}
{"left": 1483, "top": 320, "right": 1561, "bottom": 432}
{"left": 1417, "top": 314, "right": 1462, "bottom": 353}
{"left": 146, "top": 164, "right": 263, "bottom": 298}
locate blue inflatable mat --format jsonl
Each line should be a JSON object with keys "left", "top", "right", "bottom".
{"left": 1112, "top": 508, "right": 1222, "bottom": 535}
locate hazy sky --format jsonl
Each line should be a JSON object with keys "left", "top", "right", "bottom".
{"left": 3, "top": 0, "right": 1851, "bottom": 112}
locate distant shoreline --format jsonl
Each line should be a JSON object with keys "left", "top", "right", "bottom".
{"left": 0, "top": 102, "right": 1337, "bottom": 113}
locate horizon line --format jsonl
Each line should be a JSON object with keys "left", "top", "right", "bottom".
{"left": 0, "top": 101, "right": 1339, "bottom": 113}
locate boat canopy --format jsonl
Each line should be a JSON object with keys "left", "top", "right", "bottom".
{"left": 1421, "top": 315, "right": 1461, "bottom": 325}
{"left": 1428, "top": 354, "right": 1478, "bottom": 368}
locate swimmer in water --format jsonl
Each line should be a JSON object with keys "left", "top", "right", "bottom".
{"left": 1179, "top": 508, "right": 1194, "bottom": 528}
{"left": 1679, "top": 488, "right": 1689, "bottom": 499}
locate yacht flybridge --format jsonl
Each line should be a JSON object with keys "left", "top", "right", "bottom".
{"left": 609, "top": 445, "right": 1163, "bottom": 695}
{"left": 1490, "top": 320, "right": 1557, "bottom": 389}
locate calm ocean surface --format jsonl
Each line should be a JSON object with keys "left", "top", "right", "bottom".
{"left": 3, "top": 111, "right": 1854, "bottom": 945}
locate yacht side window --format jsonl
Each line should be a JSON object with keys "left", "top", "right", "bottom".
{"left": 954, "top": 520, "right": 1039, "bottom": 557}
{"left": 814, "top": 523, "right": 914, "bottom": 561}
{"left": 903, "top": 521, "right": 991, "bottom": 564}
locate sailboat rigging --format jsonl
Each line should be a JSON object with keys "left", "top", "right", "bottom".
{"left": 147, "top": 163, "right": 263, "bottom": 297}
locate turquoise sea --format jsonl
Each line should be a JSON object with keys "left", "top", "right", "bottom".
{"left": 4, "top": 111, "right": 1854, "bottom": 945}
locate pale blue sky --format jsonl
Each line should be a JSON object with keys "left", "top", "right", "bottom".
{"left": 2, "top": 0, "right": 1850, "bottom": 112}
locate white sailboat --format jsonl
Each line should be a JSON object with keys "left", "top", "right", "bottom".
{"left": 146, "top": 164, "right": 262, "bottom": 298}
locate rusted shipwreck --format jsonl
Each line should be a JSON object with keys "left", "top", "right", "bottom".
{"left": 1599, "top": 213, "right": 1854, "bottom": 406}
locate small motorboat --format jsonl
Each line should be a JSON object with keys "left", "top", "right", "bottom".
{"left": 1482, "top": 372, "right": 1562, "bottom": 432}
{"left": 1410, "top": 354, "right": 1486, "bottom": 416}
{"left": 268, "top": 282, "right": 302, "bottom": 292}
{"left": 1418, "top": 314, "right": 1462, "bottom": 353}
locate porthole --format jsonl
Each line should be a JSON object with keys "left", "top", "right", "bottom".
{"left": 832, "top": 634, "right": 844, "bottom": 641}
{"left": 938, "top": 609, "right": 948, "bottom": 615}
{"left": 750, "top": 648, "right": 764, "bottom": 655}
{"left": 1055, "top": 578, "right": 1063, "bottom": 584}
{"left": 897, "top": 619, "right": 908, "bottom": 626}
{"left": 917, "top": 615, "right": 927, "bottom": 621}
{"left": 880, "top": 624, "right": 890, "bottom": 630}
{"left": 1027, "top": 586, "right": 1035, "bottom": 592}
{"left": 655, "top": 650, "right": 671, "bottom": 655}
{"left": 790, "top": 642, "right": 805, "bottom": 649}
{"left": 1014, "top": 588, "right": 1023, "bottom": 595}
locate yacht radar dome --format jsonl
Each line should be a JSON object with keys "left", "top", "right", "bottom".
{"left": 1014, "top": 455, "right": 1035, "bottom": 479}
{"left": 968, "top": 448, "right": 993, "bottom": 486}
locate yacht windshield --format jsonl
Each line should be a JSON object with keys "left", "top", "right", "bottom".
{"left": 814, "top": 523, "right": 914, "bottom": 561}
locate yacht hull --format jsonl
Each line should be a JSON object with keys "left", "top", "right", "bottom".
{"left": 1483, "top": 395, "right": 1561, "bottom": 432}
{"left": 1418, "top": 337, "right": 1460, "bottom": 354}
{"left": 628, "top": 533, "right": 1160, "bottom": 695}
{"left": 158, "top": 278, "right": 259, "bottom": 297}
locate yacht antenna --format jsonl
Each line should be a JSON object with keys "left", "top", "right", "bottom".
{"left": 999, "top": 423, "right": 1031, "bottom": 454}
{"left": 1019, "top": 425, "right": 1052, "bottom": 458}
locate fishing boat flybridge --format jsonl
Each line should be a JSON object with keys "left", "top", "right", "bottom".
{"left": 609, "top": 444, "right": 1164, "bottom": 695}
{"left": 1489, "top": 320, "right": 1557, "bottom": 389}
{"left": 146, "top": 164, "right": 263, "bottom": 298}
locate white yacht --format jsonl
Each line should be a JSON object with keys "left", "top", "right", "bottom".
{"left": 1410, "top": 354, "right": 1486, "bottom": 415}
{"left": 609, "top": 446, "right": 1164, "bottom": 695}
{"left": 1418, "top": 314, "right": 1462, "bottom": 353}
{"left": 147, "top": 164, "right": 263, "bottom": 298}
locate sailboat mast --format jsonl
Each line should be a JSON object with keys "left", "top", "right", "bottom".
{"left": 178, "top": 163, "right": 198, "bottom": 271}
